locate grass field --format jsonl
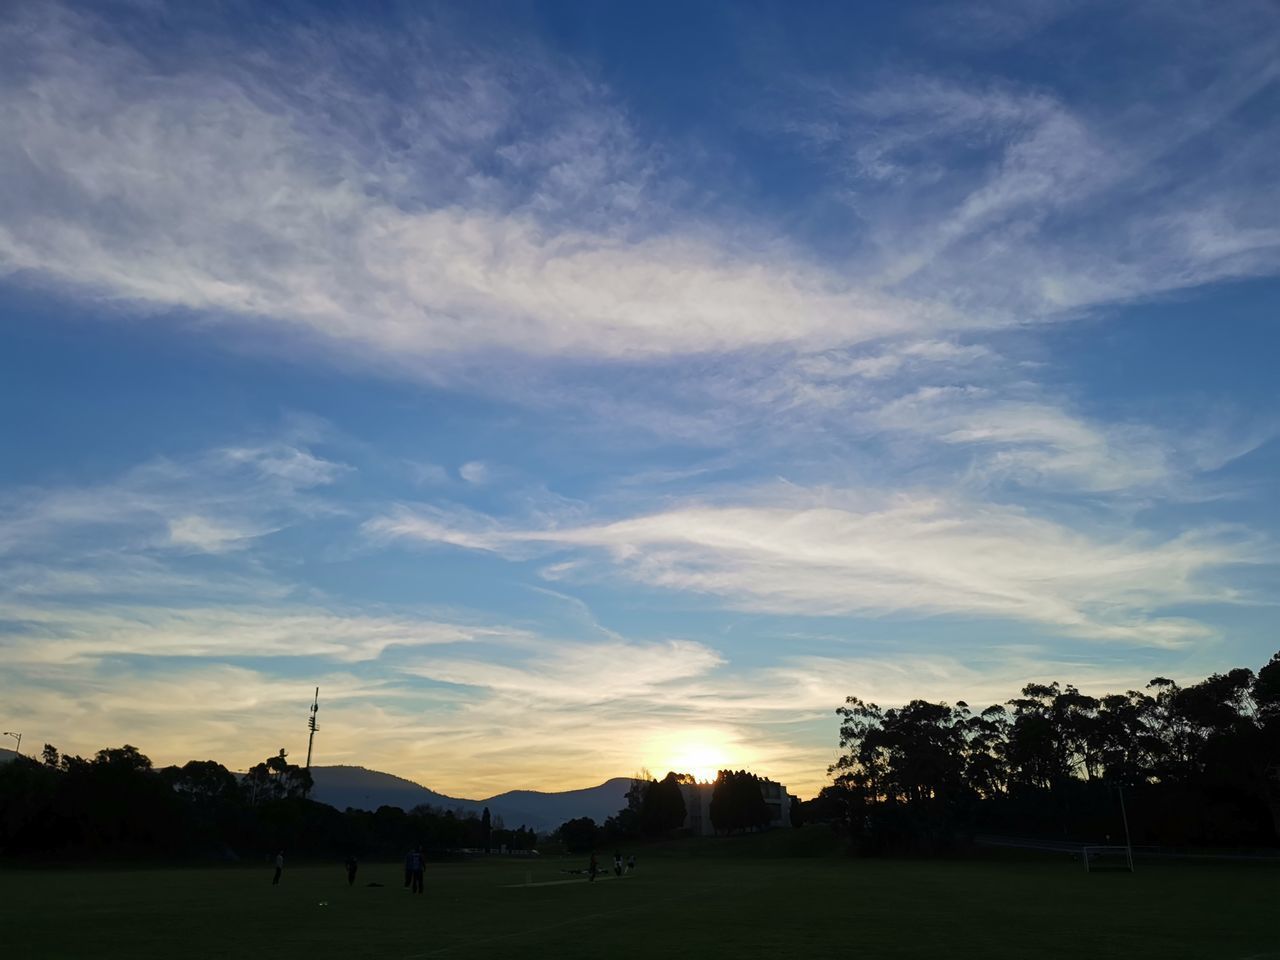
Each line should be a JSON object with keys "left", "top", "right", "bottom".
{"left": 4, "top": 830, "right": 1278, "bottom": 959}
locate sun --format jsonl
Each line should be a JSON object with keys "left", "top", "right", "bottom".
{"left": 658, "top": 738, "right": 733, "bottom": 783}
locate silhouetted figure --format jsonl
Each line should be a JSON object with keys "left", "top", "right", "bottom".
{"left": 403, "top": 850, "right": 413, "bottom": 888}
{"left": 626, "top": 855, "right": 635, "bottom": 873}
{"left": 613, "top": 851, "right": 622, "bottom": 876}
{"left": 409, "top": 848, "right": 425, "bottom": 894}
{"left": 272, "top": 850, "right": 284, "bottom": 885}
{"left": 588, "top": 851, "right": 598, "bottom": 882}
{"left": 345, "top": 855, "right": 358, "bottom": 887}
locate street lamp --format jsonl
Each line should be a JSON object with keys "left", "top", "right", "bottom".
{"left": 3, "top": 731, "right": 20, "bottom": 756}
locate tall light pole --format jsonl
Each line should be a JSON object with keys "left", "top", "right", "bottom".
{"left": 3, "top": 731, "right": 21, "bottom": 756}
{"left": 304, "top": 688, "right": 319, "bottom": 800}
{"left": 305, "top": 688, "right": 319, "bottom": 770}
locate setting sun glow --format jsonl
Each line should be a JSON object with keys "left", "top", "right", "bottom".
{"left": 653, "top": 735, "right": 736, "bottom": 783}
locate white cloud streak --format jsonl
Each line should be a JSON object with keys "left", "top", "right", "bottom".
{"left": 868, "top": 387, "right": 1175, "bottom": 493}
{"left": 402, "top": 638, "right": 724, "bottom": 707}
{"left": 370, "top": 488, "right": 1261, "bottom": 645}
{"left": 0, "top": 603, "right": 503, "bottom": 666}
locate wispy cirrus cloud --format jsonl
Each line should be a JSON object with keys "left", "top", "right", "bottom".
{"left": 368, "top": 488, "right": 1262, "bottom": 645}
{"left": 776, "top": 13, "right": 1280, "bottom": 318}
{"left": 866, "top": 387, "right": 1177, "bottom": 494}
{"left": 520, "top": 335, "right": 1268, "bottom": 507}
{"left": 0, "top": 3, "right": 965, "bottom": 373}
{"left": 402, "top": 638, "right": 725, "bottom": 707}
{"left": 0, "top": 603, "right": 505, "bottom": 666}
{"left": 0, "top": 440, "right": 349, "bottom": 561}
{"left": 2, "top": 2, "right": 1274, "bottom": 512}
{"left": 11, "top": 1, "right": 1273, "bottom": 385}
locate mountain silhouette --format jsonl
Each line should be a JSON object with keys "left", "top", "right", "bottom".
{"left": 307, "top": 765, "right": 631, "bottom": 833}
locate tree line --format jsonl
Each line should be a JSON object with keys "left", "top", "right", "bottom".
{"left": 0, "top": 744, "right": 534, "bottom": 860}
{"left": 554, "top": 768, "right": 790, "bottom": 851}
{"left": 810, "top": 651, "right": 1280, "bottom": 854}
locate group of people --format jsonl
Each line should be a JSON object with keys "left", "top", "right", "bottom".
{"left": 274, "top": 846, "right": 632, "bottom": 889}
{"left": 267, "top": 850, "right": 406, "bottom": 890}
{"left": 586, "top": 850, "right": 636, "bottom": 881}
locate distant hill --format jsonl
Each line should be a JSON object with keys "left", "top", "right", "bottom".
{"left": 482, "top": 779, "right": 633, "bottom": 832}
{"left": 307, "top": 765, "right": 469, "bottom": 815}
{"left": 0, "top": 748, "right": 17, "bottom": 764}
{"left": 307, "top": 765, "right": 632, "bottom": 833}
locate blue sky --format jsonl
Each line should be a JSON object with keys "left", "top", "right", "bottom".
{"left": 1, "top": 0, "right": 1277, "bottom": 797}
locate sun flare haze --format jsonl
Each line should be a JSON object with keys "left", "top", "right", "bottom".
{"left": 0, "top": 0, "right": 1278, "bottom": 809}
{"left": 648, "top": 732, "right": 738, "bottom": 784}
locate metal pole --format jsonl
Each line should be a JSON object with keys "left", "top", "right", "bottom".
{"left": 3, "top": 731, "right": 20, "bottom": 756}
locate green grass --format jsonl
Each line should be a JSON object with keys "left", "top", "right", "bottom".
{"left": 4, "top": 831, "right": 1278, "bottom": 959}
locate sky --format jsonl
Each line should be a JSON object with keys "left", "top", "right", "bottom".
{"left": 1, "top": 0, "right": 1278, "bottom": 799}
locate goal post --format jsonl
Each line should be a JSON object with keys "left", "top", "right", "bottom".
{"left": 1082, "top": 782, "right": 1136, "bottom": 873}
{"left": 1082, "top": 845, "right": 1133, "bottom": 872}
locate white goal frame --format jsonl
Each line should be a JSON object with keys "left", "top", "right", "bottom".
{"left": 1082, "top": 844, "right": 1134, "bottom": 872}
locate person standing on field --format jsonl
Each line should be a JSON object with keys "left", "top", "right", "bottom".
{"left": 272, "top": 851, "right": 284, "bottom": 885}
{"left": 345, "top": 854, "right": 358, "bottom": 887}
{"left": 409, "top": 847, "right": 425, "bottom": 894}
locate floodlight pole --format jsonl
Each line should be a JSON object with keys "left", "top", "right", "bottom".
{"left": 3, "top": 731, "right": 20, "bottom": 756}
{"left": 305, "top": 688, "right": 319, "bottom": 770}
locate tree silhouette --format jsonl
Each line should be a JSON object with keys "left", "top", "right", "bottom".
{"left": 243, "top": 749, "right": 312, "bottom": 804}
{"left": 640, "top": 772, "right": 687, "bottom": 836}
{"left": 709, "top": 770, "right": 770, "bottom": 834}
{"left": 555, "top": 816, "right": 597, "bottom": 853}
{"left": 829, "top": 650, "right": 1280, "bottom": 852}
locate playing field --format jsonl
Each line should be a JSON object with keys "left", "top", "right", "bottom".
{"left": 4, "top": 833, "right": 1278, "bottom": 959}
